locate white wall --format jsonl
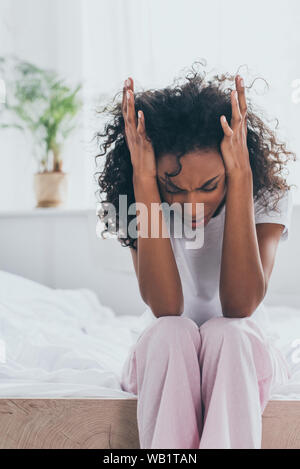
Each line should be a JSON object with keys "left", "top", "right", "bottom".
{"left": 0, "top": 0, "right": 90, "bottom": 210}
{"left": 0, "top": 209, "right": 146, "bottom": 316}
{"left": 0, "top": 0, "right": 299, "bottom": 211}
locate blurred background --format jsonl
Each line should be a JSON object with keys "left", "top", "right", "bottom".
{"left": 0, "top": 0, "right": 299, "bottom": 316}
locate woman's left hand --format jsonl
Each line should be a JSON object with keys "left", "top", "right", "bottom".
{"left": 220, "top": 75, "right": 251, "bottom": 177}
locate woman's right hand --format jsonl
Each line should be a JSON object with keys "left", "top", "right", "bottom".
{"left": 122, "top": 77, "right": 157, "bottom": 180}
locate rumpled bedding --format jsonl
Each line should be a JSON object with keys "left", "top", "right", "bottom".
{"left": 261, "top": 304, "right": 300, "bottom": 400}
{"left": 0, "top": 270, "right": 299, "bottom": 399}
{"left": 0, "top": 270, "right": 154, "bottom": 398}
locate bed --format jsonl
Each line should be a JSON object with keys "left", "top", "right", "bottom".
{"left": 0, "top": 270, "right": 299, "bottom": 449}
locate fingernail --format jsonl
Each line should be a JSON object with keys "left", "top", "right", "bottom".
{"left": 126, "top": 78, "right": 131, "bottom": 86}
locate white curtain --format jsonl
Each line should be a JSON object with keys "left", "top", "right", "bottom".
{"left": 0, "top": 0, "right": 299, "bottom": 210}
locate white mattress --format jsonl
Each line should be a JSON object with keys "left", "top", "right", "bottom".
{"left": 0, "top": 270, "right": 299, "bottom": 400}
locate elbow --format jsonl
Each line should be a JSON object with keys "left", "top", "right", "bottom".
{"left": 221, "top": 281, "right": 266, "bottom": 319}
{"left": 146, "top": 297, "right": 184, "bottom": 319}
{"left": 221, "top": 298, "right": 262, "bottom": 319}
{"left": 140, "top": 282, "right": 184, "bottom": 319}
{"left": 152, "top": 309, "right": 183, "bottom": 319}
{"left": 222, "top": 307, "right": 254, "bottom": 319}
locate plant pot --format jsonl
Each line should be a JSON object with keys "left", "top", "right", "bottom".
{"left": 34, "top": 172, "right": 68, "bottom": 208}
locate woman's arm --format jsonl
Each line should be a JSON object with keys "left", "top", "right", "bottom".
{"left": 123, "top": 77, "right": 183, "bottom": 318}
{"left": 220, "top": 170, "right": 285, "bottom": 317}
{"left": 220, "top": 170, "right": 263, "bottom": 317}
{"left": 218, "top": 75, "right": 284, "bottom": 318}
{"left": 131, "top": 175, "right": 184, "bottom": 318}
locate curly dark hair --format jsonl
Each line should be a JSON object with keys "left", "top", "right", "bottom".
{"left": 95, "top": 60, "right": 297, "bottom": 250}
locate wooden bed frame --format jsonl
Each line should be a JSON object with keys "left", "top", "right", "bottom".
{"left": 0, "top": 398, "right": 299, "bottom": 449}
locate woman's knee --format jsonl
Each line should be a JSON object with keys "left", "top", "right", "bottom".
{"left": 199, "top": 316, "right": 274, "bottom": 383}
{"left": 136, "top": 314, "right": 200, "bottom": 350}
{"left": 199, "top": 316, "right": 249, "bottom": 345}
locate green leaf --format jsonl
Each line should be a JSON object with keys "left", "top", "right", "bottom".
{"left": 0, "top": 55, "right": 83, "bottom": 168}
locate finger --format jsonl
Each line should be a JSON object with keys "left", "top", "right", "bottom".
{"left": 230, "top": 90, "right": 242, "bottom": 129}
{"left": 122, "top": 77, "right": 134, "bottom": 117}
{"left": 122, "top": 83, "right": 127, "bottom": 116}
{"left": 220, "top": 115, "right": 233, "bottom": 137}
{"left": 127, "top": 76, "right": 134, "bottom": 91}
{"left": 137, "top": 110, "right": 146, "bottom": 137}
{"left": 122, "top": 77, "right": 130, "bottom": 116}
{"left": 237, "top": 75, "right": 248, "bottom": 137}
{"left": 126, "top": 89, "right": 138, "bottom": 129}
{"left": 122, "top": 78, "right": 136, "bottom": 148}
{"left": 136, "top": 110, "right": 142, "bottom": 134}
{"left": 236, "top": 75, "right": 247, "bottom": 118}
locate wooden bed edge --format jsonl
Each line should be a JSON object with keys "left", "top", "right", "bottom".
{"left": 0, "top": 398, "right": 299, "bottom": 449}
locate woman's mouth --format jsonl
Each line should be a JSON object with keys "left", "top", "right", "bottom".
{"left": 191, "top": 213, "right": 211, "bottom": 228}
{"left": 181, "top": 210, "right": 213, "bottom": 229}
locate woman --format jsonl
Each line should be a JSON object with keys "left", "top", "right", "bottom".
{"left": 96, "top": 63, "right": 296, "bottom": 449}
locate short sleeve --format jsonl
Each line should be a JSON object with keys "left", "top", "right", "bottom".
{"left": 254, "top": 189, "right": 294, "bottom": 242}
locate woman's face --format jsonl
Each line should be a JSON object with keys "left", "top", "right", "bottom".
{"left": 156, "top": 149, "right": 227, "bottom": 228}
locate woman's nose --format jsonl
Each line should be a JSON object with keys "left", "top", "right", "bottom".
{"left": 184, "top": 192, "right": 206, "bottom": 219}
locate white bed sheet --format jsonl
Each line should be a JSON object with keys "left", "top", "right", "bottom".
{"left": 0, "top": 270, "right": 299, "bottom": 400}
{"left": 261, "top": 304, "right": 300, "bottom": 400}
{"left": 0, "top": 270, "right": 154, "bottom": 398}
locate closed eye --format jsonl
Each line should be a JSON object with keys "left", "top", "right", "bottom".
{"left": 165, "top": 184, "right": 218, "bottom": 194}
{"left": 201, "top": 184, "right": 218, "bottom": 192}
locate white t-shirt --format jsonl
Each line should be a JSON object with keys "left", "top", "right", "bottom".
{"left": 151, "top": 188, "right": 294, "bottom": 331}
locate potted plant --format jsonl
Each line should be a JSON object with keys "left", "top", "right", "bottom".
{"left": 0, "top": 56, "right": 82, "bottom": 207}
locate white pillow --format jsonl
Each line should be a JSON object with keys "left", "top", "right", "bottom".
{"left": 0, "top": 270, "right": 51, "bottom": 301}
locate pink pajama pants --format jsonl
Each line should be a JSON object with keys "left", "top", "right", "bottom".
{"left": 120, "top": 315, "right": 290, "bottom": 449}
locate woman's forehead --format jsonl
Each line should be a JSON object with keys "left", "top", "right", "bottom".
{"left": 157, "top": 149, "right": 224, "bottom": 181}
